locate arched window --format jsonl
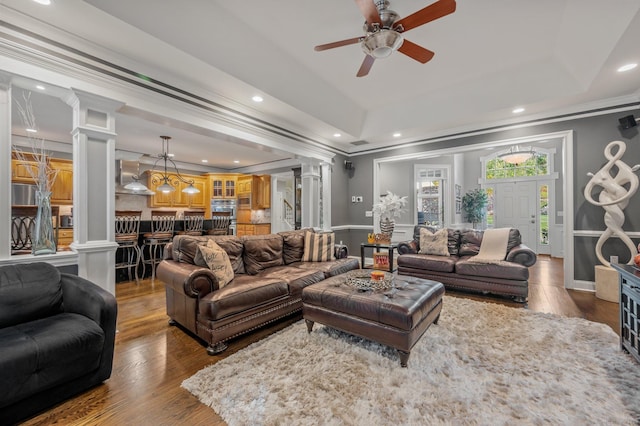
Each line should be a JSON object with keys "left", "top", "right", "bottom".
{"left": 484, "top": 147, "right": 550, "bottom": 180}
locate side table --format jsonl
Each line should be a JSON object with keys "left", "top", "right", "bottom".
{"left": 611, "top": 263, "right": 640, "bottom": 364}
{"left": 360, "top": 242, "right": 398, "bottom": 272}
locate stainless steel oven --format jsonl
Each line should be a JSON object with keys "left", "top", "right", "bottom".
{"left": 211, "top": 199, "right": 237, "bottom": 234}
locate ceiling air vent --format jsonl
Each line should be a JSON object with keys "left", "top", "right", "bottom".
{"left": 350, "top": 140, "right": 369, "bottom": 146}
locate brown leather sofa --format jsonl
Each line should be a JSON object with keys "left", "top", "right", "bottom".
{"left": 397, "top": 226, "right": 537, "bottom": 303}
{"left": 156, "top": 229, "right": 359, "bottom": 354}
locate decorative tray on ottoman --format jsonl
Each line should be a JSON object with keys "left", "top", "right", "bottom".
{"left": 345, "top": 270, "right": 395, "bottom": 291}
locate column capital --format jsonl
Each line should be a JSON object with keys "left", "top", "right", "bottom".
{"left": 65, "top": 89, "right": 124, "bottom": 133}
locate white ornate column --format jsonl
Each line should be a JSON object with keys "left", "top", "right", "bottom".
{"left": 301, "top": 158, "right": 322, "bottom": 229}
{"left": 0, "top": 73, "right": 12, "bottom": 259}
{"left": 65, "top": 89, "right": 123, "bottom": 295}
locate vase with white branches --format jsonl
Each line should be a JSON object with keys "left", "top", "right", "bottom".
{"left": 14, "top": 92, "right": 59, "bottom": 255}
{"left": 372, "top": 191, "right": 408, "bottom": 241}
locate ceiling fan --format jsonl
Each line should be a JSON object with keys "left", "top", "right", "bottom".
{"left": 314, "top": 0, "right": 456, "bottom": 77}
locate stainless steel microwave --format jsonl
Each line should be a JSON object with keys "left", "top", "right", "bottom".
{"left": 237, "top": 193, "right": 251, "bottom": 210}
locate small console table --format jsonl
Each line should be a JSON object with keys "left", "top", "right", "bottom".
{"left": 611, "top": 264, "right": 640, "bottom": 363}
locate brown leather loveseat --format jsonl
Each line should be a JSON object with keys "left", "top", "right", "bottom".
{"left": 156, "top": 229, "right": 359, "bottom": 354}
{"left": 397, "top": 226, "right": 537, "bottom": 303}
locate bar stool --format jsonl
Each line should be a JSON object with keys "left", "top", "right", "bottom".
{"left": 208, "top": 212, "right": 231, "bottom": 236}
{"left": 177, "top": 210, "right": 205, "bottom": 236}
{"left": 141, "top": 210, "right": 176, "bottom": 281}
{"left": 115, "top": 210, "right": 142, "bottom": 283}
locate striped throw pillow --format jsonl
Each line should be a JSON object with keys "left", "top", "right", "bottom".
{"left": 302, "top": 231, "right": 335, "bottom": 262}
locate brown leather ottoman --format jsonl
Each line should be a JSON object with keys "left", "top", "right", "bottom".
{"left": 302, "top": 274, "right": 445, "bottom": 367}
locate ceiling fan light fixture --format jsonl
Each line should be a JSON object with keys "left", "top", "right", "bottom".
{"left": 361, "top": 29, "right": 403, "bottom": 59}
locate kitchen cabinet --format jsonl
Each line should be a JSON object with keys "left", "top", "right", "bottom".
{"left": 57, "top": 228, "right": 74, "bottom": 249}
{"left": 50, "top": 159, "right": 73, "bottom": 205}
{"left": 237, "top": 175, "right": 271, "bottom": 209}
{"left": 147, "top": 172, "right": 208, "bottom": 208}
{"left": 256, "top": 175, "right": 271, "bottom": 209}
{"left": 209, "top": 174, "right": 237, "bottom": 199}
{"left": 11, "top": 159, "right": 37, "bottom": 184}
{"left": 237, "top": 175, "right": 253, "bottom": 194}
{"left": 236, "top": 223, "right": 271, "bottom": 237}
{"left": 12, "top": 156, "right": 74, "bottom": 205}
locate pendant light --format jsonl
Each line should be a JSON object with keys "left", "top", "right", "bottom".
{"left": 125, "top": 136, "right": 200, "bottom": 194}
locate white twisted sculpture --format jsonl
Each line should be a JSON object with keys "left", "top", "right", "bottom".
{"left": 584, "top": 141, "right": 640, "bottom": 267}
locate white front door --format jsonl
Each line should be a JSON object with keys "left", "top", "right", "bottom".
{"left": 494, "top": 181, "right": 537, "bottom": 247}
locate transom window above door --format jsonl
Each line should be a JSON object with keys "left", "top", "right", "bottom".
{"left": 484, "top": 147, "right": 551, "bottom": 180}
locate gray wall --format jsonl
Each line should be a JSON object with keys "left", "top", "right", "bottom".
{"left": 337, "top": 107, "right": 640, "bottom": 282}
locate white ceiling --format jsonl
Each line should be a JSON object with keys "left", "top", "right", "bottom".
{"left": 5, "top": 0, "right": 640, "bottom": 169}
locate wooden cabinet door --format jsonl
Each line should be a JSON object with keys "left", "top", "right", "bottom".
{"left": 50, "top": 160, "right": 73, "bottom": 205}
{"left": 211, "top": 176, "right": 223, "bottom": 198}
{"left": 224, "top": 177, "right": 236, "bottom": 198}
{"left": 186, "top": 177, "right": 207, "bottom": 208}
{"left": 237, "top": 176, "right": 252, "bottom": 194}
{"left": 260, "top": 175, "right": 271, "bottom": 209}
{"left": 11, "top": 159, "right": 37, "bottom": 184}
{"left": 254, "top": 224, "right": 271, "bottom": 235}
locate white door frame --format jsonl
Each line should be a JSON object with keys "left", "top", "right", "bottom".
{"left": 373, "top": 130, "right": 574, "bottom": 289}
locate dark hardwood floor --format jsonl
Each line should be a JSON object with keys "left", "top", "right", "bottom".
{"left": 21, "top": 255, "right": 619, "bottom": 425}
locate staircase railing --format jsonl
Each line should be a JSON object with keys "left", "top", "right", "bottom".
{"left": 283, "top": 199, "right": 294, "bottom": 230}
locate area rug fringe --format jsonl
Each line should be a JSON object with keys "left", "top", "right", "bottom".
{"left": 183, "top": 295, "right": 640, "bottom": 425}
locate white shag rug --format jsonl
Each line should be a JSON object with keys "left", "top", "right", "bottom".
{"left": 182, "top": 296, "right": 640, "bottom": 425}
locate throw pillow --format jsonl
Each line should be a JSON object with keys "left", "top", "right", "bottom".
{"left": 418, "top": 228, "right": 450, "bottom": 256}
{"left": 302, "top": 231, "right": 335, "bottom": 262}
{"left": 195, "top": 240, "right": 234, "bottom": 288}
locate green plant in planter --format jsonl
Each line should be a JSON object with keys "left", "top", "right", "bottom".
{"left": 462, "top": 188, "right": 488, "bottom": 228}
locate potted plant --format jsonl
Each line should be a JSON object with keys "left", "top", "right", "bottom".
{"left": 372, "top": 191, "right": 408, "bottom": 238}
{"left": 462, "top": 188, "right": 488, "bottom": 229}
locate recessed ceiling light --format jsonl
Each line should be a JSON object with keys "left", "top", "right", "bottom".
{"left": 617, "top": 63, "right": 638, "bottom": 73}
{"left": 393, "top": 132, "right": 402, "bottom": 138}
{"left": 201, "top": 159, "right": 208, "bottom": 163}
{"left": 233, "top": 160, "right": 240, "bottom": 164}
{"left": 512, "top": 107, "right": 525, "bottom": 114}
{"left": 333, "top": 133, "right": 341, "bottom": 138}
{"left": 36, "top": 85, "right": 45, "bottom": 90}
{"left": 25, "top": 128, "right": 37, "bottom": 133}
{"left": 252, "top": 95, "right": 263, "bottom": 103}
{"left": 32, "top": 0, "right": 51, "bottom": 4}
{"left": 167, "top": 153, "right": 175, "bottom": 157}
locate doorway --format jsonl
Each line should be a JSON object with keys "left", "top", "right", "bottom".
{"left": 494, "top": 181, "right": 536, "bottom": 246}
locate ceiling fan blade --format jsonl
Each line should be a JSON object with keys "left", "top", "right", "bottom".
{"left": 357, "top": 55, "right": 375, "bottom": 77}
{"left": 314, "top": 37, "right": 362, "bottom": 51}
{"left": 394, "top": 0, "right": 456, "bottom": 33}
{"left": 354, "top": 0, "right": 382, "bottom": 26}
{"left": 397, "top": 39, "right": 435, "bottom": 64}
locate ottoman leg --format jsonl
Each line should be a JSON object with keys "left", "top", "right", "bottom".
{"left": 305, "top": 319, "right": 315, "bottom": 333}
{"left": 398, "top": 350, "right": 410, "bottom": 368}
{"left": 433, "top": 313, "right": 441, "bottom": 325}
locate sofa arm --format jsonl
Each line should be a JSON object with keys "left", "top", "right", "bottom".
{"left": 60, "top": 273, "right": 117, "bottom": 379}
{"left": 334, "top": 244, "right": 348, "bottom": 259}
{"left": 506, "top": 244, "right": 537, "bottom": 267}
{"left": 156, "top": 260, "right": 220, "bottom": 298}
{"left": 397, "top": 240, "right": 418, "bottom": 255}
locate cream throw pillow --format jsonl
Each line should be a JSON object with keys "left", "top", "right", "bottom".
{"left": 418, "top": 228, "right": 450, "bottom": 256}
{"left": 196, "top": 239, "right": 234, "bottom": 288}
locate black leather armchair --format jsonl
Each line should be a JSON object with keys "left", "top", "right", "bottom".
{"left": 0, "top": 262, "right": 117, "bottom": 424}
